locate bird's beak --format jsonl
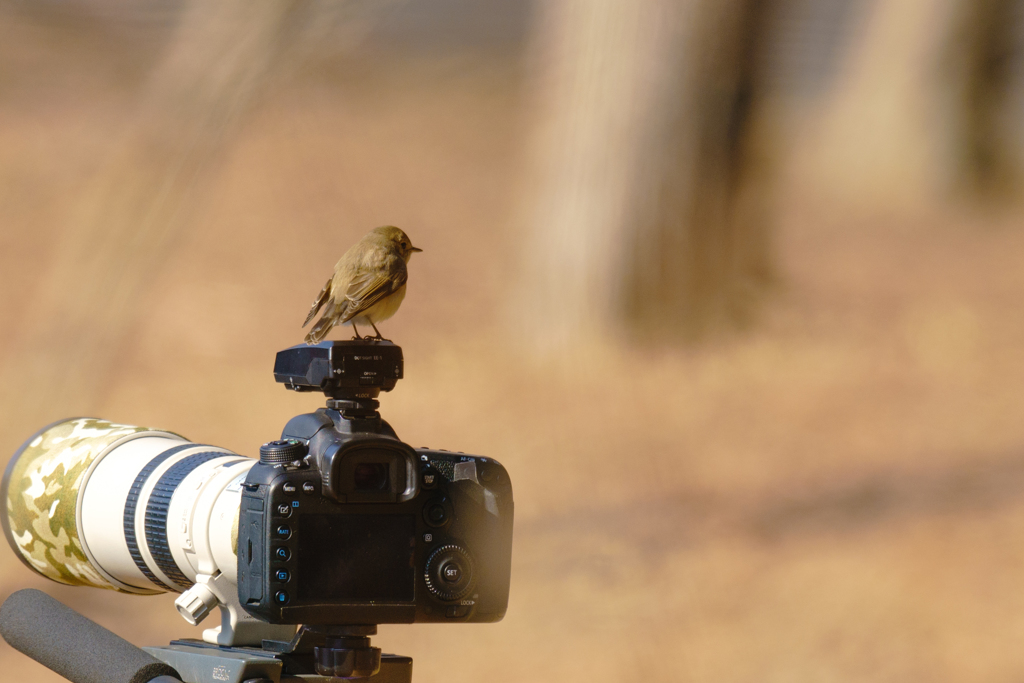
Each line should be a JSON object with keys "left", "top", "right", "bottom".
{"left": 410, "top": 246, "right": 423, "bottom": 252}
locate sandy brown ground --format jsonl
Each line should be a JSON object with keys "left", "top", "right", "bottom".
{"left": 3, "top": 13, "right": 1024, "bottom": 683}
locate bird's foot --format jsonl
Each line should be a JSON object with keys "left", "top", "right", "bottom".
{"left": 366, "top": 334, "right": 391, "bottom": 342}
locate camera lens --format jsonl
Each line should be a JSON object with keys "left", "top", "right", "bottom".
{"left": 1, "top": 417, "right": 249, "bottom": 595}
{"left": 353, "top": 462, "right": 389, "bottom": 491}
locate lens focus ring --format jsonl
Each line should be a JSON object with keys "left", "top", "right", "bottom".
{"left": 123, "top": 444, "right": 199, "bottom": 591}
{"left": 144, "top": 451, "right": 227, "bottom": 590}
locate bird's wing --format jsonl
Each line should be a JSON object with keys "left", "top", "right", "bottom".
{"left": 305, "top": 300, "right": 341, "bottom": 344}
{"left": 302, "top": 277, "right": 333, "bottom": 328}
{"left": 339, "top": 259, "right": 408, "bottom": 323}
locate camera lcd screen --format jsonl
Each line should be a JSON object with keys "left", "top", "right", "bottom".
{"left": 296, "top": 514, "right": 416, "bottom": 602}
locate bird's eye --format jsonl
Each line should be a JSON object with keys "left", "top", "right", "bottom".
{"left": 401, "top": 242, "right": 408, "bottom": 249}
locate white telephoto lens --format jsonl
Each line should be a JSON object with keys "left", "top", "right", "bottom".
{"left": 3, "top": 418, "right": 251, "bottom": 594}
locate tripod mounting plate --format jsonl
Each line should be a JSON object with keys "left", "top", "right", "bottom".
{"left": 146, "top": 640, "right": 412, "bottom": 683}
{"left": 274, "top": 341, "right": 403, "bottom": 400}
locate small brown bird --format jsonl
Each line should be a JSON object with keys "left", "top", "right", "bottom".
{"left": 303, "top": 226, "right": 422, "bottom": 344}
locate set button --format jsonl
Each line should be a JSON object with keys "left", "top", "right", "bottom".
{"left": 442, "top": 563, "right": 462, "bottom": 583}
{"left": 424, "top": 545, "right": 474, "bottom": 601}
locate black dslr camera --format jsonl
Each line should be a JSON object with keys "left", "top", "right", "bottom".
{"left": 0, "top": 339, "right": 514, "bottom": 683}
{"left": 239, "top": 340, "right": 514, "bottom": 627}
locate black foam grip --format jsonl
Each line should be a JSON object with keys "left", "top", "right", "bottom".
{"left": 0, "top": 589, "right": 182, "bottom": 683}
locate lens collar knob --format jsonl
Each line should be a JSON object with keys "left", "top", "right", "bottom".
{"left": 175, "top": 582, "right": 218, "bottom": 626}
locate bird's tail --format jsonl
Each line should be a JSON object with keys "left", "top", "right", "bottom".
{"left": 303, "top": 277, "right": 333, "bottom": 328}
{"left": 304, "top": 304, "right": 339, "bottom": 344}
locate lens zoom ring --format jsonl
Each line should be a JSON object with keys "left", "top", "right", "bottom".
{"left": 144, "top": 451, "right": 227, "bottom": 591}
{"left": 123, "top": 444, "right": 199, "bottom": 591}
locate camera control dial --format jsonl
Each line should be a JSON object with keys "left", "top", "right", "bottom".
{"left": 259, "top": 439, "right": 307, "bottom": 465}
{"left": 424, "top": 545, "right": 474, "bottom": 601}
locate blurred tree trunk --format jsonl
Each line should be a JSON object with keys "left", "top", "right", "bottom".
{"left": 946, "top": 0, "right": 1023, "bottom": 199}
{"left": 793, "top": 0, "right": 1024, "bottom": 209}
{"left": 513, "top": 0, "right": 779, "bottom": 350}
{"left": 0, "top": 0, "right": 352, "bottom": 431}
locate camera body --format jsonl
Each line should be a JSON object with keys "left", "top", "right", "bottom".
{"left": 2, "top": 338, "right": 514, "bottom": 664}
{"left": 237, "top": 341, "right": 514, "bottom": 626}
{"left": 1, "top": 338, "right": 513, "bottom": 680}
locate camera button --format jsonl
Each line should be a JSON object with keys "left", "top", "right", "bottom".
{"left": 275, "top": 525, "right": 291, "bottom": 539}
{"left": 276, "top": 503, "right": 292, "bottom": 517}
{"left": 282, "top": 482, "right": 297, "bottom": 494}
{"left": 274, "top": 547, "right": 291, "bottom": 561}
{"left": 426, "top": 504, "right": 447, "bottom": 525}
{"left": 302, "top": 482, "right": 316, "bottom": 494}
{"left": 441, "top": 563, "right": 462, "bottom": 583}
{"left": 445, "top": 604, "right": 471, "bottom": 618}
{"left": 274, "top": 569, "right": 290, "bottom": 582}
{"left": 423, "top": 496, "right": 451, "bottom": 527}
{"left": 424, "top": 545, "right": 474, "bottom": 601}
{"left": 274, "top": 591, "right": 289, "bottom": 605}
{"left": 422, "top": 470, "right": 438, "bottom": 489}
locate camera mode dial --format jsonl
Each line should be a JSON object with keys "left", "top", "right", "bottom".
{"left": 424, "top": 544, "right": 474, "bottom": 602}
{"left": 260, "top": 439, "right": 307, "bottom": 465}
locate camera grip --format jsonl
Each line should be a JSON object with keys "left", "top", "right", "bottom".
{"left": 0, "top": 589, "right": 182, "bottom": 683}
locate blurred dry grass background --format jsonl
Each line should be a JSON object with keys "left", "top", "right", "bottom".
{"left": 3, "top": 1, "right": 1024, "bottom": 681}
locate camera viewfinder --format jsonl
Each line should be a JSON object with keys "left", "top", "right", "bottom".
{"left": 319, "top": 441, "right": 418, "bottom": 503}
{"left": 353, "top": 462, "right": 389, "bottom": 491}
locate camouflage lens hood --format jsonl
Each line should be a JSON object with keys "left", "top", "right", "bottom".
{"left": 2, "top": 418, "right": 179, "bottom": 591}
